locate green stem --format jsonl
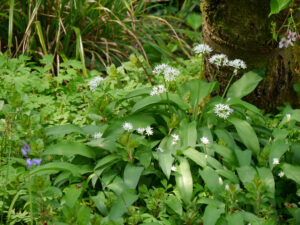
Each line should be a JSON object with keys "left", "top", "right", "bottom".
{"left": 212, "top": 67, "right": 219, "bottom": 82}
{"left": 163, "top": 79, "right": 171, "bottom": 113}
{"left": 222, "top": 72, "right": 235, "bottom": 99}
{"left": 28, "top": 173, "right": 33, "bottom": 225}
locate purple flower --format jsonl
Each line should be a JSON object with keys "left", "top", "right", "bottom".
{"left": 26, "top": 158, "right": 33, "bottom": 168}
{"left": 21, "top": 142, "right": 30, "bottom": 156}
{"left": 32, "top": 158, "right": 42, "bottom": 166}
{"left": 26, "top": 158, "right": 42, "bottom": 168}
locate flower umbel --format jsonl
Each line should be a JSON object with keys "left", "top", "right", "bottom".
{"left": 152, "top": 64, "right": 180, "bottom": 82}
{"left": 145, "top": 126, "right": 153, "bottom": 136}
{"left": 278, "top": 171, "right": 285, "bottom": 178}
{"left": 171, "top": 134, "right": 180, "bottom": 145}
{"left": 200, "top": 136, "right": 210, "bottom": 145}
{"left": 93, "top": 132, "right": 103, "bottom": 139}
{"left": 273, "top": 158, "right": 280, "bottom": 165}
{"left": 193, "top": 44, "right": 213, "bottom": 56}
{"left": 150, "top": 85, "right": 166, "bottom": 96}
{"left": 228, "top": 59, "right": 246, "bottom": 75}
{"left": 89, "top": 76, "right": 104, "bottom": 92}
{"left": 214, "top": 104, "right": 234, "bottom": 119}
{"left": 209, "top": 54, "right": 229, "bottom": 67}
{"left": 123, "top": 122, "right": 133, "bottom": 132}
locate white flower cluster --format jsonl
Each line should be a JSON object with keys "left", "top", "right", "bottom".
{"left": 150, "top": 85, "right": 166, "bottom": 96}
{"left": 93, "top": 132, "right": 103, "bottom": 139}
{"left": 136, "top": 126, "right": 153, "bottom": 136}
{"left": 278, "top": 171, "right": 284, "bottom": 178}
{"left": 152, "top": 64, "right": 180, "bottom": 82}
{"left": 123, "top": 122, "right": 133, "bottom": 131}
{"left": 171, "top": 134, "right": 180, "bottom": 145}
{"left": 89, "top": 76, "right": 104, "bottom": 92}
{"left": 214, "top": 103, "right": 234, "bottom": 119}
{"left": 273, "top": 158, "right": 280, "bottom": 165}
{"left": 200, "top": 136, "right": 210, "bottom": 145}
{"left": 279, "top": 29, "right": 298, "bottom": 48}
{"left": 228, "top": 59, "right": 247, "bottom": 75}
{"left": 193, "top": 44, "right": 213, "bottom": 56}
{"left": 209, "top": 54, "right": 228, "bottom": 67}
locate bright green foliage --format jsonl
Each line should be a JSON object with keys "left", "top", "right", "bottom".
{"left": 1, "top": 44, "right": 300, "bottom": 225}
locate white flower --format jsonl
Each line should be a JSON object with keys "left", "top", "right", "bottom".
{"left": 214, "top": 104, "right": 234, "bottom": 119}
{"left": 286, "top": 114, "right": 291, "bottom": 122}
{"left": 152, "top": 64, "right": 180, "bottom": 82}
{"left": 273, "top": 158, "right": 280, "bottom": 165}
{"left": 193, "top": 44, "right": 213, "bottom": 56}
{"left": 171, "top": 134, "right": 180, "bottom": 145}
{"left": 225, "top": 184, "right": 230, "bottom": 191}
{"left": 164, "top": 67, "right": 180, "bottom": 82}
{"left": 171, "top": 165, "right": 177, "bottom": 172}
{"left": 200, "top": 136, "right": 210, "bottom": 145}
{"left": 93, "top": 132, "right": 103, "bottom": 139}
{"left": 89, "top": 76, "right": 104, "bottom": 92}
{"left": 137, "top": 128, "right": 145, "bottom": 134}
{"left": 205, "top": 154, "right": 208, "bottom": 159}
{"left": 278, "top": 171, "right": 285, "bottom": 178}
{"left": 287, "top": 30, "right": 296, "bottom": 42}
{"left": 228, "top": 59, "right": 246, "bottom": 74}
{"left": 157, "top": 147, "right": 164, "bottom": 153}
{"left": 279, "top": 38, "right": 294, "bottom": 48}
{"left": 209, "top": 54, "right": 229, "bottom": 67}
{"left": 123, "top": 122, "right": 133, "bottom": 131}
{"left": 218, "top": 177, "right": 223, "bottom": 185}
{"left": 153, "top": 64, "right": 169, "bottom": 75}
{"left": 150, "top": 85, "right": 166, "bottom": 96}
{"left": 145, "top": 126, "right": 153, "bottom": 136}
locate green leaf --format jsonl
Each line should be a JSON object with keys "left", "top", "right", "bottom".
{"left": 30, "top": 162, "right": 83, "bottom": 177}
{"left": 45, "top": 124, "right": 85, "bottom": 136}
{"left": 186, "top": 13, "right": 202, "bottom": 30}
{"left": 131, "top": 93, "right": 189, "bottom": 113}
{"left": 183, "top": 148, "right": 206, "bottom": 167}
{"left": 197, "top": 198, "right": 225, "bottom": 208}
{"left": 43, "top": 142, "right": 96, "bottom": 159}
{"left": 158, "top": 138, "right": 174, "bottom": 179}
{"left": 235, "top": 149, "right": 252, "bottom": 167}
{"left": 237, "top": 166, "right": 257, "bottom": 185}
{"left": 183, "top": 148, "right": 223, "bottom": 170}
{"left": 212, "top": 144, "right": 237, "bottom": 165}
{"left": 179, "top": 79, "right": 216, "bottom": 115}
{"left": 123, "top": 164, "right": 144, "bottom": 189}
{"left": 269, "top": 140, "right": 289, "bottom": 169}
{"left": 281, "top": 163, "right": 300, "bottom": 185}
{"left": 109, "top": 189, "right": 138, "bottom": 220}
{"left": 91, "top": 192, "right": 108, "bottom": 215}
{"left": 77, "top": 206, "right": 91, "bottom": 225}
{"left": 229, "top": 117, "right": 260, "bottom": 156}
{"left": 257, "top": 167, "right": 275, "bottom": 197}
{"left": 270, "top": 0, "right": 292, "bottom": 16}
{"left": 203, "top": 205, "right": 224, "bottom": 225}
{"left": 227, "top": 71, "right": 263, "bottom": 98}
{"left": 175, "top": 158, "right": 193, "bottom": 204}
{"left": 94, "top": 155, "right": 120, "bottom": 170}
{"left": 179, "top": 120, "right": 197, "bottom": 149}
{"left": 64, "top": 185, "right": 82, "bottom": 208}
{"left": 200, "top": 167, "right": 222, "bottom": 196}
{"left": 165, "top": 195, "right": 183, "bottom": 216}
{"left": 226, "top": 212, "right": 244, "bottom": 225}
{"left": 216, "top": 169, "right": 239, "bottom": 184}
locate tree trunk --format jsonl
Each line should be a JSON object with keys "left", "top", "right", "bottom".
{"left": 201, "top": 0, "right": 300, "bottom": 112}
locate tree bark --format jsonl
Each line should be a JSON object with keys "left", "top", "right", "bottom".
{"left": 201, "top": 0, "right": 300, "bottom": 112}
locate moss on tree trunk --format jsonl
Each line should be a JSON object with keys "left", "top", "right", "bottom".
{"left": 201, "top": 0, "right": 300, "bottom": 112}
